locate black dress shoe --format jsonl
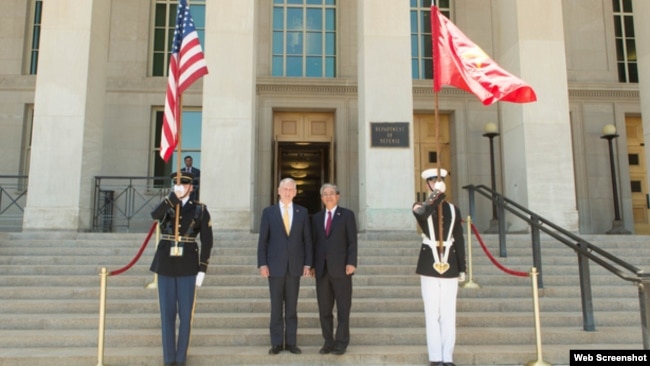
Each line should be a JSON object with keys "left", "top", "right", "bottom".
{"left": 331, "top": 346, "right": 347, "bottom": 355}
{"left": 269, "top": 345, "right": 283, "bottom": 354}
{"left": 286, "top": 344, "right": 302, "bottom": 354}
{"left": 442, "top": 363, "right": 455, "bottom": 366}
{"left": 430, "top": 362, "right": 443, "bottom": 366}
{"left": 319, "top": 344, "right": 334, "bottom": 354}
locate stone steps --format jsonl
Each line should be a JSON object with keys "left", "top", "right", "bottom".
{"left": 0, "top": 311, "right": 640, "bottom": 334}
{"left": 0, "top": 284, "right": 639, "bottom": 301}
{"left": 0, "top": 232, "right": 645, "bottom": 365}
{"left": 6, "top": 344, "right": 640, "bottom": 366}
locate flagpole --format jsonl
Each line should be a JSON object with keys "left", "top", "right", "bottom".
{"left": 173, "top": 94, "right": 184, "bottom": 244}
{"left": 434, "top": 91, "right": 445, "bottom": 255}
{"left": 430, "top": 6, "right": 444, "bottom": 254}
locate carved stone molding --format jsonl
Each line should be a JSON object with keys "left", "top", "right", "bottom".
{"left": 568, "top": 88, "right": 639, "bottom": 100}
{"left": 256, "top": 82, "right": 357, "bottom": 96}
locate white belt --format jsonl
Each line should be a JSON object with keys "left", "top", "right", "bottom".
{"left": 421, "top": 235, "right": 452, "bottom": 248}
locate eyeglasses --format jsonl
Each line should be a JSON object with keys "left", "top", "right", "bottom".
{"left": 321, "top": 192, "right": 338, "bottom": 197}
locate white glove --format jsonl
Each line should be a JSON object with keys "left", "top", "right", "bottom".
{"left": 173, "top": 184, "right": 186, "bottom": 197}
{"left": 458, "top": 272, "right": 466, "bottom": 282}
{"left": 196, "top": 271, "right": 205, "bottom": 287}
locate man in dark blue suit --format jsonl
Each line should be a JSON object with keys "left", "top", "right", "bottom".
{"left": 181, "top": 155, "right": 200, "bottom": 201}
{"left": 311, "top": 183, "right": 357, "bottom": 355}
{"left": 257, "top": 177, "right": 313, "bottom": 355}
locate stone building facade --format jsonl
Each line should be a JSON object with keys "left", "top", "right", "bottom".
{"left": 1, "top": 0, "right": 649, "bottom": 235}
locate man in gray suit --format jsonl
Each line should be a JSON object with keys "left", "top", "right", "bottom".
{"left": 311, "top": 183, "right": 357, "bottom": 355}
{"left": 257, "top": 178, "right": 313, "bottom": 355}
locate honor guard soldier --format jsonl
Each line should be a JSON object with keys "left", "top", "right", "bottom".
{"left": 150, "top": 171, "right": 213, "bottom": 366}
{"left": 412, "top": 168, "right": 466, "bottom": 366}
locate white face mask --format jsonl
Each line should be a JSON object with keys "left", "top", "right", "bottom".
{"left": 432, "top": 180, "right": 446, "bottom": 193}
{"left": 174, "top": 184, "right": 187, "bottom": 196}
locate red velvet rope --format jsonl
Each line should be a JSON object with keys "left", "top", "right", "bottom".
{"left": 109, "top": 221, "right": 158, "bottom": 276}
{"left": 464, "top": 220, "right": 529, "bottom": 277}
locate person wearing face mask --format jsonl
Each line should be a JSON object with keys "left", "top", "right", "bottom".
{"left": 412, "top": 168, "right": 466, "bottom": 366}
{"left": 150, "top": 171, "right": 213, "bottom": 366}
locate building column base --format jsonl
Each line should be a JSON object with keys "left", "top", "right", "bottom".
{"left": 606, "top": 220, "right": 631, "bottom": 235}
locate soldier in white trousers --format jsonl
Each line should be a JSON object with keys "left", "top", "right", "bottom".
{"left": 412, "top": 168, "right": 466, "bottom": 366}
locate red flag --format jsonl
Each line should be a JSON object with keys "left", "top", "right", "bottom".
{"left": 431, "top": 6, "right": 536, "bottom": 105}
{"left": 160, "top": 0, "right": 209, "bottom": 162}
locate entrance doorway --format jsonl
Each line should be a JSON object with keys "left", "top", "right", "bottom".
{"left": 626, "top": 116, "right": 650, "bottom": 234}
{"left": 413, "top": 114, "right": 452, "bottom": 202}
{"left": 277, "top": 143, "right": 330, "bottom": 214}
{"left": 273, "top": 112, "right": 334, "bottom": 215}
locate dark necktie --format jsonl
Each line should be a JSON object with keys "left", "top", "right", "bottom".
{"left": 325, "top": 210, "right": 332, "bottom": 236}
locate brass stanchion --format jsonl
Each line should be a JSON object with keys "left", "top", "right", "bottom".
{"left": 97, "top": 267, "right": 108, "bottom": 366}
{"left": 525, "top": 267, "right": 552, "bottom": 366}
{"left": 145, "top": 224, "right": 160, "bottom": 289}
{"left": 461, "top": 216, "right": 480, "bottom": 289}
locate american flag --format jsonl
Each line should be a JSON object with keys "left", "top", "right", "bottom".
{"left": 160, "top": 0, "right": 208, "bottom": 162}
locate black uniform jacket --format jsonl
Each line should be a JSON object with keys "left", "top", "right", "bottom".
{"left": 150, "top": 192, "right": 213, "bottom": 277}
{"left": 412, "top": 199, "right": 466, "bottom": 278}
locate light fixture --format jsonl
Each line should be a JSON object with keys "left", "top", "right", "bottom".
{"left": 484, "top": 122, "right": 498, "bottom": 134}
{"left": 601, "top": 123, "right": 629, "bottom": 234}
{"left": 602, "top": 124, "right": 617, "bottom": 137}
{"left": 290, "top": 171, "right": 307, "bottom": 179}
{"left": 290, "top": 162, "right": 310, "bottom": 170}
{"left": 483, "top": 122, "right": 500, "bottom": 235}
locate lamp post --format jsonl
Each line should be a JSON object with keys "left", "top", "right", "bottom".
{"left": 483, "top": 122, "right": 499, "bottom": 233}
{"left": 600, "top": 124, "right": 630, "bottom": 234}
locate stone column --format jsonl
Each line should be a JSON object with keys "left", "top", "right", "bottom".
{"left": 201, "top": 0, "right": 256, "bottom": 231}
{"left": 357, "top": 0, "right": 415, "bottom": 232}
{"left": 23, "top": 0, "right": 109, "bottom": 231}
{"left": 495, "top": 0, "right": 579, "bottom": 231}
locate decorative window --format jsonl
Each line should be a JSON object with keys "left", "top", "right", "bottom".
{"left": 27, "top": 0, "right": 43, "bottom": 75}
{"left": 612, "top": 0, "right": 638, "bottom": 83}
{"left": 152, "top": 110, "right": 202, "bottom": 186}
{"left": 272, "top": 0, "right": 336, "bottom": 77}
{"left": 410, "top": 0, "right": 451, "bottom": 79}
{"left": 20, "top": 105, "right": 35, "bottom": 189}
{"left": 152, "top": 0, "right": 206, "bottom": 77}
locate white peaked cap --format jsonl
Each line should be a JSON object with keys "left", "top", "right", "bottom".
{"left": 421, "top": 168, "right": 448, "bottom": 180}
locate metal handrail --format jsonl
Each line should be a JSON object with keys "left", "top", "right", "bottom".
{"left": 464, "top": 184, "right": 649, "bottom": 349}
{"left": 0, "top": 175, "right": 28, "bottom": 231}
{"left": 93, "top": 176, "right": 171, "bottom": 232}
{"left": 0, "top": 175, "right": 170, "bottom": 232}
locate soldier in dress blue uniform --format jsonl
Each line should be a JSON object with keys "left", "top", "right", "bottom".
{"left": 150, "top": 171, "right": 213, "bottom": 366}
{"left": 412, "top": 168, "right": 466, "bottom": 366}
